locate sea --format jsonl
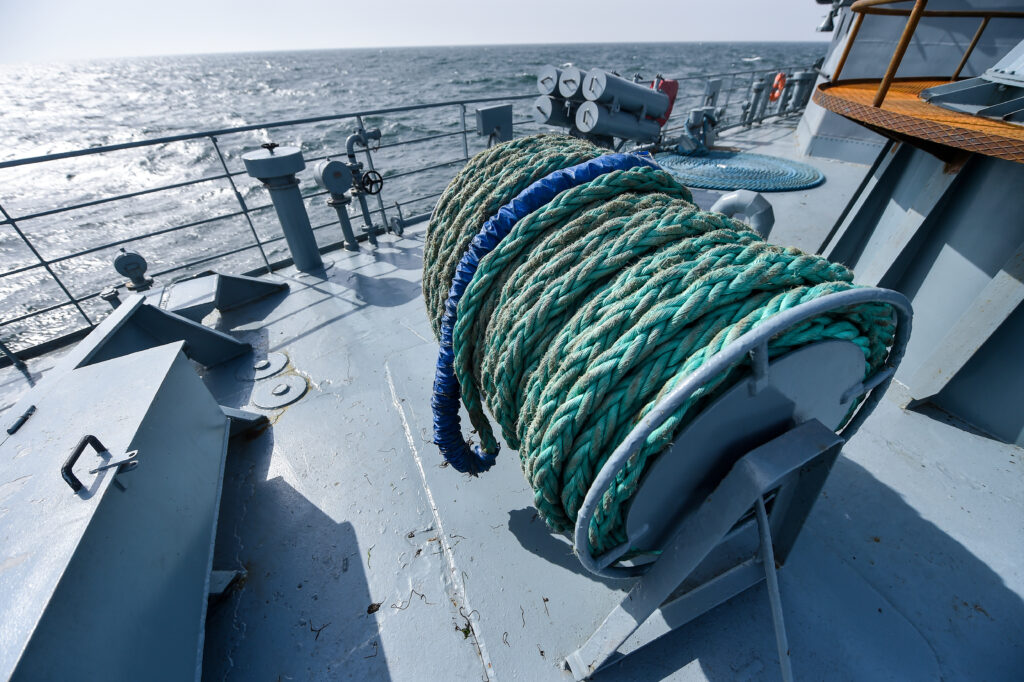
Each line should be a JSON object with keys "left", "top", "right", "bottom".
{"left": 0, "top": 42, "right": 825, "bottom": 352}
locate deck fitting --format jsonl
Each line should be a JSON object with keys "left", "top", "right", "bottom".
{"left": 252, "top": 374, "right": 307, "bottom": 409}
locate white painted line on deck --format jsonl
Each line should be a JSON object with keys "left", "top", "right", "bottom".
{"left": 385, "top": 362, "right": 497, "bottom": 681}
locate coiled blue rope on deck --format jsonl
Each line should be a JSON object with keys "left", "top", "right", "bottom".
{"left": 655, "top": 150, "right": 825, "bottom": 192}
{"left": 431, "top": 151, "right": 659, "bottom": 474}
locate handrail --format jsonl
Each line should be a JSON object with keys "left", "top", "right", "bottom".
{"left": 0, "top": 93, "right": 539, "bottom": 358}
{"left": 834, "top": 0, "right": 1024, "bottom": 107}
{"left": 851, "top": 0, "right": 1024, "bottom": 19}
{"left": 0, "top": 92, "right": 535, "bottom": 170}
{"left": 0, "top": 65, "right": 815, "bottom": 361}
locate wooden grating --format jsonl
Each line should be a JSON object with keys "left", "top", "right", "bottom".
{"left": 814, "top": 79, "right": 1024, "bottom": 164}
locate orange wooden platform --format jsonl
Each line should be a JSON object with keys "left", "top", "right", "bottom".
{"left": 814, "top": 79, "right": 1024, "bottom": 164}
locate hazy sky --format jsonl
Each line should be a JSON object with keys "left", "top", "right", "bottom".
{"left": 0, "top": 0, "right": 830, "bottom": 63}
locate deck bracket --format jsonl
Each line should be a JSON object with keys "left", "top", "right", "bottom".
{"left": 566, "top": 420, "right": 844, "bottom": 681}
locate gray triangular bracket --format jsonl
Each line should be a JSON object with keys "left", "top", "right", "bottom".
{"left": 60, "top": 296, "right": 251, "bottom": 374}
{"left": 163, "top": 272, "right": 288, "bottom": 322}
{"left": 221, "top": 405, "right": 269, "bottom": 438}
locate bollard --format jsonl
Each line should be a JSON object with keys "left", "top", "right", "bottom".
{"left": 242, "top": 143, "right": 323, "bottom": 272}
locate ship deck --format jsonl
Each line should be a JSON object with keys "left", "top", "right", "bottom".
{"left": 196, "top": 229, "right": 1021, "bottom": 681}
{"left": 2, "top": 125, "right": 1022, "bottom": 680}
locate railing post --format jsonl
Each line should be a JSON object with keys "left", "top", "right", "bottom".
{"left": 209, "top": 136, "right": 272, "bottom": 274}
{"left": 459, "top": 104, "right": 470, "bottom": 160}
{"left": 0, "top": 201, "right": 92, "bottom": 328}
{"left": 355, "top": 114, "right": 389, "bottom": 230}
{"left": 951, "top": 16, "right": 989, "bottom": 81}
{"left": 831, "top": 11, "right": 864, "bottom": 83}
{"left": 872, "top": 0, "right": 928, "bottom": 107}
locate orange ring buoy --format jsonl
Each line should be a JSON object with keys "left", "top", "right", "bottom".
{"left": 769, "top": 72, "right": 786, "bottom": 102}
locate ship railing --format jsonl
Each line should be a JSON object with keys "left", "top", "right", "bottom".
{"left": 658, "top": 62, "right": 822, "bottom": 137}
{"left": 0, "top": 94, "right": 538, "bottom": 363}
{"left": 0, "top": 66, "right": 817, "bottom": 365}
{"left": 833, "top": 0, "right": 1024, "bottom": 107}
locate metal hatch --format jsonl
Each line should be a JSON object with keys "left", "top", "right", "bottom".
{"left": 0, "top": 341, "right": 230, "bottom": 681}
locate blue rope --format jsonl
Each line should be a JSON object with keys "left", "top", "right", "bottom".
{"left": 431, "top": 152, "right": 659, "bottom": 475}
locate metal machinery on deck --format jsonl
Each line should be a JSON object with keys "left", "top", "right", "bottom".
{"left": 533, "top": 62, "right": 817, "bottom": 151}
{"left": 565, "top": 287, "right": 912, "bottom": 680}
{"left": 0, "top": 291, "right": 277, "bottom": 680}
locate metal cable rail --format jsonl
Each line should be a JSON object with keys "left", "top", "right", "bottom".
{"left": 0, "top": 64, "right": 815, "bottom": 362}
{"left": 0, "top": 93, "right": 540, "bottom": 360}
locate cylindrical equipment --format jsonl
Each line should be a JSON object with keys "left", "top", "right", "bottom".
{"left": 575, "top": 101, "right": 662, "bottom": 142}
{"left": 423, "top": 135, "right": 902, "bottom": 560}
{"left": 558, "top": 66, "right": 585, "bottom": 100}
{"left": 532, "top": 95, "right": 574, "bottom": 127}
{"left": 537, "top": 65, "right": 562, "bottom": 95}
{"left": 789, "top": 71, "right": 815, "bottom": 110}
{"left": 755, "top": 76, "right": 772, "bottom": 121}
{"left": 314, "top": 159, "right": 360, "bottom": 251}
{"left": 582, "top": 69, "right": 670, "bottom": 119}
{"left": 242, "top": 145, "right": 323, "bottom": 272}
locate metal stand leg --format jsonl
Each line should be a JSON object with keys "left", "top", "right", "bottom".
{"left": 756, "top": 496, "right": 794, "bottom": 682}
{"left": 565, "top": 420, "right": 843, "bottom": 681}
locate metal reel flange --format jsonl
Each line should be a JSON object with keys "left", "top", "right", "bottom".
{"left": 624, "top": 339, "right": 863, "bottom": 554}
{"left": 574, "top": 287, "right": 913, "bottom": 578}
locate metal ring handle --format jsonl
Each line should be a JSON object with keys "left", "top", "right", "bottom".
{"left": 61, "top": 434, "right": 107, "bottom": 493}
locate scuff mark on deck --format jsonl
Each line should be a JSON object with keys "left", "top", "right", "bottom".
{"left": 385, "top": 361, "right": 497, "bottom": 681}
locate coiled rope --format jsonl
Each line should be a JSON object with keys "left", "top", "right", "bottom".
{"left": 424, "top": 134, "right": 894, "bottom": 557}
{"left": 655, "top": 149, "right": 826, "bottom": 192}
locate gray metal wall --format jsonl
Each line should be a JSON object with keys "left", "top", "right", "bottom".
{"left": 825, "top": 147, "right": 1024, "bottom": 446}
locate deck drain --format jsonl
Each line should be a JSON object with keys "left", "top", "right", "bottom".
{"left": 253, "top": 374, "right": 307, "bottom": 409}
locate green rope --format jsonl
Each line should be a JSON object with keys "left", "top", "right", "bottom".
{"left": 424, "top": 135, "right": 895, "bottom": 557}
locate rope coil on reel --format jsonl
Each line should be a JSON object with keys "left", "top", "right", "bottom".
{"left": 424, "top": 134, "right": 896, "bottom": 558}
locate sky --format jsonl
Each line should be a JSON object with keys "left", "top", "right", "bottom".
{"left": 0, "top": 0, "right": 831, "bottom": 63}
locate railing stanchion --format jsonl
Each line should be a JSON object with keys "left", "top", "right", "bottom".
{"left": 459, "top": 104, "right": 470, "bottom": 160}
{"left": 872, "top": 0, "right": 928, "bottom": 107}
{"left": 210, "top": 135, "right": 272, "bottom": 274}
{"left": 0, "top": 201, "right": 92, "bottom": 328}
{"left": 951, "top": 16, "right": 989, "bottom": 81}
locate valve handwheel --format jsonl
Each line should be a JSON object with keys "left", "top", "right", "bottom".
{"left": 361, "top": 170, "right": 384, "bottom": 195}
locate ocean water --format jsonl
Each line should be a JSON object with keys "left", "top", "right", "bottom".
{"left": 0, "top": 42, "right": 825, "bottom": 350}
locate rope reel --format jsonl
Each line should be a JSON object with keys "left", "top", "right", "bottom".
{"left": 424, "top": 134, "right": 902, "bottom": 561}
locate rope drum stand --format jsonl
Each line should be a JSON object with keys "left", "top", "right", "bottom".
{"left": 424, "top": 134, "right": 912, "bottom": 680}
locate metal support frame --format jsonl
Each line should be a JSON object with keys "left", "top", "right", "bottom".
{"left": 221, "top": 406, "right": 269, "bottom": 438}
{"left": 566, "top": 287, "right": 913, "bottom": 680}
{"left": 566, "top": 421, "right": 842, "bottom": 680}
{"left": 821, "top": 143, "right": 963, "bottom": 283}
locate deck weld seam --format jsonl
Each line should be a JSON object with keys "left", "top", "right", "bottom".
{"left": 385, "top": 362, "right": 497, "bottom": 681}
